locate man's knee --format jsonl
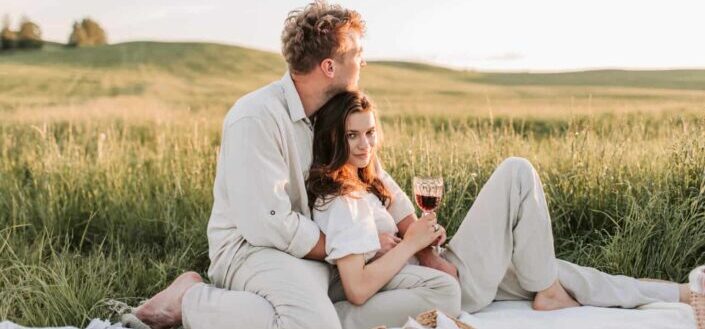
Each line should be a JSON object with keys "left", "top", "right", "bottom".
{"left": 235, "top": 248, "right": 340, "bottom": 329}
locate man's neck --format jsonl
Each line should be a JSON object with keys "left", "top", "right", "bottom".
{"left": 290, "top": 72, "right": 332, "bottom": 118}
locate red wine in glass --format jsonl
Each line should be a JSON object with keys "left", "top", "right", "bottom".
{"left": 412, "top": 176, "right": 444, "bottom": 215}
{"left": 415, "top": 194, "right": 441, "bottom": 213}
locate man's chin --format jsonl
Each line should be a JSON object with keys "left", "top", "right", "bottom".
{"left": 325, "top": 85, "right": 357, "bottom": 98}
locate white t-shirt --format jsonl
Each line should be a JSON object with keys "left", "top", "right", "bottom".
{"left": 313, "top": 191, "right": 401, "bottom": 265}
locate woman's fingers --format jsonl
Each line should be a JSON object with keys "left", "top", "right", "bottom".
{"left": 436, "top": 226, "right": 447, "bottom": 245}
{"left": 420, "top": 212, "right": 437, "bottom": 222}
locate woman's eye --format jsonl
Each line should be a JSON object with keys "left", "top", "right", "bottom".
{"left": 347, "top": 133, "right": 356, "bottom": 139}
{"left": 366, "top": 130, "right": 375, "bottom": 136}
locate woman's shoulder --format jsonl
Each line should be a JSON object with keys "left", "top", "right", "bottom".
{"left": 313, "top": 191, "right": 372, "bottom": 216}
{"left": 314, "top": 191, "right": 367, "bottom": 210}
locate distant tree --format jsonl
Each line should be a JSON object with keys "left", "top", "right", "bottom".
{"left": 82, "top": 18, "right": 107, "bottom": 45}
{"left": 1, "top": 14, "right": 17, "bottom": 50}
{"left": 68, "top": 21, "right": 88, "bottom": 47}
{"left": 68, "top": 18, "right": 107, "bottom": 47}
{"left": 17, "top": 16, "right": 43, "bottom": 49}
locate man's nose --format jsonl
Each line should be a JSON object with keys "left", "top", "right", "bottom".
{"left": 361, "top": 58, "right": 367, "bottom": 67}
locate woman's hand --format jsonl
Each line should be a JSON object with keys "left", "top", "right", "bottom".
{"left": 433, "top": 224, "right": 447, "bottom": 246}
{"left": 371, "top": 233, "right": 402, "bottom": 261}
{"left": 403, "top": 212, "right": 444, "bottom": 251}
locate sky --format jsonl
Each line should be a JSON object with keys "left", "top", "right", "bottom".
{"left": 4, "top": 0, "right": 705, "bottom": 72}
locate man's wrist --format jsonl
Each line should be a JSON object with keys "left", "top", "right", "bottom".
{"left": 416, "top": 247, "right": 459, "bottom": 278}
{"left": 416, "top": 247, "right": 441, "bottom": 265}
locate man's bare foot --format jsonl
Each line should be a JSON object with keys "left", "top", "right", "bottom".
{"left": 532, "top": 280, "right": 581, "bottom": 311}
{"left": 134, "top": 271, "right": 203, "bottom": 329}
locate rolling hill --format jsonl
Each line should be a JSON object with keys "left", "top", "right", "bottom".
{"left": 1, "top": 42, "right": 704, "bottom": 117}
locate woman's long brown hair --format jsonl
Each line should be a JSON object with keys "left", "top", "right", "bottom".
{"left": 306, "top": 91, "right": 391, "bottom": 211}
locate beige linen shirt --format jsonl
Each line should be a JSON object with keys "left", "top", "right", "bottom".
{"left": 207, "top": 73, "right": 415, "bottom": 281}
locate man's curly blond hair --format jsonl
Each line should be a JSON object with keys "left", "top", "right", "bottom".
{"left": 281, "top": 1, "right": 365, "bottom": 74}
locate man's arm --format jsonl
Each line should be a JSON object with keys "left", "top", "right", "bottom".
{"left": 222, "top": 117, "right": 320, "bottom": 258}
{"left": 304, "top": 232, "right": 327, "bottom": 260}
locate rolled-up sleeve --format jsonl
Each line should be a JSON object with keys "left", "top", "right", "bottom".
{"left": 222, "top": 117, "right": 320, "bottom": 258}
{"left": 377, "top": 167, "right": 416, "bottom": 223}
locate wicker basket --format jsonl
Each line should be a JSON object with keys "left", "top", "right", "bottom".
{"left": 369, "top": 309, "right": 475, "bottom": 329}
{"left": 693, "top": 291, "right": 705, "bottom": 329}
{"left": 415, "top": 309, "right": 475, "bottom": 329}
{"left": 690, "top": 266, "right": 705, "bottom": 329}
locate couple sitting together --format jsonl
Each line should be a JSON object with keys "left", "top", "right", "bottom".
{"left": 125, "top": 2, "right": 696, "bottom": 329}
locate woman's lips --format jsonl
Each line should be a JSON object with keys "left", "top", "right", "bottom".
{"left": 354, "top": 153, "right": 370, "bottom": 157}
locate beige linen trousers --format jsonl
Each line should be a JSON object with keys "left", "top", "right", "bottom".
{"left": 440, "top": 157, "right": 679, "bottom": 313}
{"left": 181, "top": 244, "right": 460, "bottom": 329}
{"left": 181, "top": 157, "right": 679, "bottom": 329}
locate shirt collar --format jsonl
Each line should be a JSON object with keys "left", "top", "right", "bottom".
{"left": 280, "top": 72, "right": 307, "bottom": 122}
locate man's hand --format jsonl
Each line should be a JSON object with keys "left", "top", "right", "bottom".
{"left": 371, "top": 233, "right": 402, "bottom": 261}
{"left": 416, "top": 246, "right": 459, "bottom": 279}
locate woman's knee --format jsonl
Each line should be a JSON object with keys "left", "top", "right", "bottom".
{"left": 498, "top": 156, "right": 534, "bottom": 174}
{"left": 428, "top": 273, "right": 463, "bottom": 317}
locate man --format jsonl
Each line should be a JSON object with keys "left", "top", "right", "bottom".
{"left": 130, "top": 2, "right": 459, "bottom": 329}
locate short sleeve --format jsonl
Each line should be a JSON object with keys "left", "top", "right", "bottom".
{"left": 375, "top": 162, "right": 415, "bottom": 223}
{"left": 317, "top": 196, "right": 381, "bottom": 265}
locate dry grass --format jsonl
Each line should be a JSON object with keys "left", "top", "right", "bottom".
{"left": 1, "top": 42, "right": 704, "bottom": 326}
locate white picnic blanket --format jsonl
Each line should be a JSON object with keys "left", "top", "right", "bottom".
{"left": 1, "top": 301, "right": 696, "bottom": 329}
{"left": 0, "top": 319, "right": 126, "bottom": 329}
{"left": 397, "top": 301, "right": 696, "bottom": 329}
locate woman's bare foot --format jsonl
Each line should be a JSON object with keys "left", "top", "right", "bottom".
{"left": 679, "top": 283, "right": 691, "bottom": 304}
{"left": 134, "top": 271, "right": 203, "bottom": 329}
{"left": 532, "top": 280, "right": 581, "bottom": 311}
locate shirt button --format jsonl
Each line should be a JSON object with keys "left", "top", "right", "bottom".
{"left": 270, "top": 210, "right": 276, "bottom": 215}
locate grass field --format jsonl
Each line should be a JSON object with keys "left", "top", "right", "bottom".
{"left": 1, "top": 42, "right": 705, "bottom": 326}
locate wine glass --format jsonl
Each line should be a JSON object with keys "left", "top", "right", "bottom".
{"left": 413, "top": 176, "right": 444, "bottom": 216}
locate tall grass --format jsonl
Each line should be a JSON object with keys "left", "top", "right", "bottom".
{"left": 1, "top": 42, "right": 705, "bottom": 326}
{"left": 2, "top": 109, "right": 704, "bottom": 326}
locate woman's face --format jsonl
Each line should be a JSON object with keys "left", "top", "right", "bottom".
{"left": 345, "top": 111, "right": 377, "bottom": 169}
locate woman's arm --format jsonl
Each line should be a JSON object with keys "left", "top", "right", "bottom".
{"left": 336, "top": 240, "right": 417, "bottom": 305}
{"left": 335, "top": 215, "right": 443, "bottom": 305}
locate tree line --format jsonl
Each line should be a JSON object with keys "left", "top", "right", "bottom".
{"left": 1, "top": 14, "right": 107, "bottom": 51}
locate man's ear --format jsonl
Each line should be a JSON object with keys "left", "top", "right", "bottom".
{"left": 320, "top": 58, "right": 335, "bottom": 78}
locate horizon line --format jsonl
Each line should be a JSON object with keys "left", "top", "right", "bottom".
{"left": 25, "top": 38, "right": 705, "bottom": 74}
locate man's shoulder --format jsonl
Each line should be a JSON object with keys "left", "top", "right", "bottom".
{"left": 223, "top": 80, "right": 287, "bottom": 127}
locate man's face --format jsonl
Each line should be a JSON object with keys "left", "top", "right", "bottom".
{"left": 332, "top": 31, "right": 366, "bottom": 92}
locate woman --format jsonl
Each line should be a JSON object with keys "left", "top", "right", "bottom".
{"left": 306, "top": 91, "right": 462, "bottom": 329}
{"left": 306, "top": 91, "right": 694, "bottom": 325}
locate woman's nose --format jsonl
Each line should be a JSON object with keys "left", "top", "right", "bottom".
{"left": 358, "top": 136, "right": 370, "bottom": 149}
